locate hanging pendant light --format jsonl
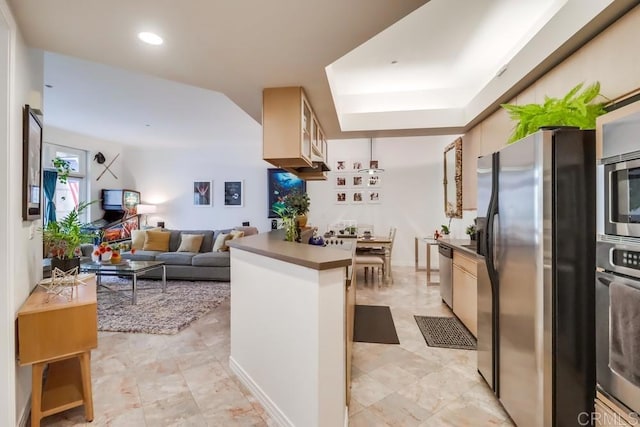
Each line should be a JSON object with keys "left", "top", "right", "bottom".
{"left": 358, "top": 138, "right": 385, "bottom": 174}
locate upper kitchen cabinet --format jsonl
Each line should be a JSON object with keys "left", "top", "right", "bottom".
{"left": 263, "top": 87, "right": 330, "bottom": 180}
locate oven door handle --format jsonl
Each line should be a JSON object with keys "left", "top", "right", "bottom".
{"left": 597, "top": 270, "right": 640, "bottom": 291}
{"left": 596, "top": 272, "right": 613, "bottom": 287}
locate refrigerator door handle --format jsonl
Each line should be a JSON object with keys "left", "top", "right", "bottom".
{"left": 492, "top": 214, "right": 499, "bottom": 272}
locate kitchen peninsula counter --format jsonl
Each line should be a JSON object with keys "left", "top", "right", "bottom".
{"left": 436, "top": 238, "right": 477, "bottom": 256}
{"left": 227, "top": 231, "right": 353, "bottom": 427}
{"left": 227, "top": 230, "right": 352, "bottom": 271}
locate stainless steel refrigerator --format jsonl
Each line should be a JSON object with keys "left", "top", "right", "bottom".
{"left": 476, "top": 129, "right": 596, "bottom": 427}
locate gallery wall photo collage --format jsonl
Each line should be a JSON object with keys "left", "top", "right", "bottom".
{"left": 333, "top": 159, "right": 382, "bottom": 205}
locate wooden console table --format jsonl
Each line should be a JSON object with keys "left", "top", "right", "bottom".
{"left": 415, "top": 237, "right": 439, "bottom": 284}
{"left": 17, "top": 275, "right": 98, "bottom": 427}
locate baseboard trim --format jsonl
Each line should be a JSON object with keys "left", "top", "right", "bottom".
{"left": 228, "top": 356, "right": 294, "bottom": 427}
{"left": 18, "top": 397, "right": 30, "bottom": 427}
{"left": 344, "top": 405, "right": 349, "bottom": 427}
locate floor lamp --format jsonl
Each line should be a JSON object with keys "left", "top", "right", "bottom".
{"left": 136, "top": 204, "right": 157, "bottom": 227}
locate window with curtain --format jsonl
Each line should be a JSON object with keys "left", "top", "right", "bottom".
{"left": 42, "top": 143, "right": 88, "bottom": 224}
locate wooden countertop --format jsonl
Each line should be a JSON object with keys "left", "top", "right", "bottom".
{"left": 437, "top": 238, "right": 478, "bottom": 257}
{"left": 227, "top": 231, "right": 353, "bottom": 271}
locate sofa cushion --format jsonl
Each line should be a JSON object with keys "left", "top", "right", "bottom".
{"left": 177, "top": 233, "right": 205, "bottom": 252}
{"left": 233, "top": 226, "right": 258, "bottom": 237}
{"left": 192, "top": 252, "right": 230, "bottom": 267}
{"left": 121, "top": 250, "right": 162, "bottom": 262}
{"left": 168, "top": 230, "right": 215, "bottom": 252}
{"left": 213, "top": 233, "right": 232, "bottom": 252}
{"left": 155, "top": 252, "right": 196, "bottom": 266}
{"left": 131, "top": 228, "right": 161, "bottom": 250}
{"left": 143, "top": 230, "right": 171, "bottom": 251}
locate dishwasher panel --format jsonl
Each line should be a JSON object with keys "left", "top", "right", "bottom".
{"left": 439, "top": 244, "right": 453, "bottom": 308}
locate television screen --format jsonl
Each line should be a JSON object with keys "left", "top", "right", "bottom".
{"left": 267, "top": 169, "right": 306, "bottom": 218}
{"left": 102, "top": 189, "right": 140, "bottom": 213}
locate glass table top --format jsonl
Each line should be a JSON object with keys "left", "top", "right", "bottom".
{"left": 81, "top": 260, "right": 164, "bottom": 273}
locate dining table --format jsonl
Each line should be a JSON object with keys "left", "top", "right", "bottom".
{"left": 355, "top": 235, "right": 393, "bottom": 284}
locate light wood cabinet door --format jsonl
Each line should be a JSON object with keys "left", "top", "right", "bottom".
{"left": 263, "top": 87, "right": 313, "bottom": 168}
{"left": 452, "top": 263, "right": 477, "bottom": 337}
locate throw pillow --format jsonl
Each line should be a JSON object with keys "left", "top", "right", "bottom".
{"left": 230, "top": 230, "right": 245, "bottom": 240}
{"left": 212, "top": 232, "right": 233, "bottom": 252}
{"left": 143, "top": 230, "right": 171, "bottom": 251}
{"left": 177, "top": 233, "right": 204, "bottom": 253}
{"left": 131, "top": 227, "right": 160, "bottom": 250}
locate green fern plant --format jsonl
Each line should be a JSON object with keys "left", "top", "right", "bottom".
{"left": 502, "top": 82, "right": 607, "bottom": 143}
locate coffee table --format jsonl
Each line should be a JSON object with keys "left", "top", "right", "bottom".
{"left": 80, "top": 260, "right": 166, "bottom": 305}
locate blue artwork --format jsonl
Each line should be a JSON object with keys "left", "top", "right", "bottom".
{"left": 267, "top": 168, "right": 306, "bottom": 218}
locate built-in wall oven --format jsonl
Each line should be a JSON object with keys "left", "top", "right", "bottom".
{"left": 596, "top": 240, "right": 640, "bottom": 415}
{"left": 597, "top": 99, "right": 640, "bottom": 417}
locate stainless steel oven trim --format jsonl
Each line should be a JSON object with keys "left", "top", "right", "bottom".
{"left": 597, "top": 240, "right": 640, "bottom": 280}
{"left": 605, "top": 157, "right": 640, "bottom": 237}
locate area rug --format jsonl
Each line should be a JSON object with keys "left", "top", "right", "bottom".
{"left": 354, "top": 305, "right": 400, "bottom": 344}
{"left": 414, "top": 315, "right": 476, "bottom": 350}
{"left": 97, "top": 277, "right": 230, "bottom": 335}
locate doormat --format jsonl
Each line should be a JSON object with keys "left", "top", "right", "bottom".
{"left": 414, "top": 315, "right": 476, "bottom": 350}
{"left": 354, "top": 305, "right": 400, "bottom": 344}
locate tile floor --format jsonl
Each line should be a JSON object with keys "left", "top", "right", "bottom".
{"left": 40, "top": 266, "right": 514, "bottom": 426}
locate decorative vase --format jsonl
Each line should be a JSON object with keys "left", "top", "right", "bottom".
{"left": 110, "top": 252, "right": 122, "bottom": 264}
{"left": 51, "top": 257, "right": 80, "bottom": 273}
{"left": 297, "top": 214, "right": 308, "bottom": 228}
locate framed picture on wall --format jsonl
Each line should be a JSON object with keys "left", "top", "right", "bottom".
{"left": 224, "top": 180, "right": 244, "bottom": 207}
{"left": 22, "top": 105, "right": 42, "bottom": 220}
{"left": 335, "top": 191, "right": 348, "bottom": 204}
{"left": 352, "top": 175, "right": 364, "bottom": 188}
{"left": 367, "top": 174, "right": 382, "bottom": 188}
{"left": 193, "top": 180, "right": 212, "bottom": 207}
{"left": 352, "top": 191, "right": 365, "bottom": 204}
{"left": 268, "top": 168, "right": 306, "bottom": 218}
{"left": 350, "top": 159, "right": 365, "bottom": 172}
{"left": 335, "top": 160, "right": 347, "bottom": 171}
{"left": 368, "top": 191, "right": 382, "bottom": 204}
{"left": 335, "top": 175, "right": 348, "bottom": 189}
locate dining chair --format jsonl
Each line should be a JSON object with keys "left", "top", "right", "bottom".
{"left": 355, "top": 253, "right": 385, "bottom": 283}
{"left": 370, "top": 227, "right": 397, "bottom": 277}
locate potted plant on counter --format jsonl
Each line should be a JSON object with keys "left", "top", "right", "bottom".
{"left": 43, "top": 201, "right": 96, "bottom": 271}
{"left": 284, "top": 189, "right": 310, "bottom": 228}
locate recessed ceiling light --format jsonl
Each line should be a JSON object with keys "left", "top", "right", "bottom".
{"left": 138, "top": 32, "right": 163, "bottom": 46}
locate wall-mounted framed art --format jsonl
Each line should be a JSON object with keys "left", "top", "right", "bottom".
{"left": 367, "top": 174, "right": 383, "bottom": 188}
{"left": 351, "top": 191, "right": 365, "bottom": 204}
{"left": 193, "top": 180, "right": 212, "bottom": 207}
{"left": 22, "top": 104, "right": 43, "bottom": 220}
{"left": 352, "top": 175, "right": 364, "bottom": 188}
{"left": 335, "top": 175, "right": 348, "bottom": 189}
{"left": 267, "top": 168, "right": 306, "bottom": 218}
{"left": 335, "top": 191, "right": 348, "bottom": 204}
{"left": 224, "top": 180, "right": 244, "bottom": 207}
{"left": 368, "top": 191, "right": 382, "bottom": 204}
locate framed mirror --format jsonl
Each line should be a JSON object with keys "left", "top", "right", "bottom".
{"left": 443, "top": 137, "right": 462, "bottom": 218}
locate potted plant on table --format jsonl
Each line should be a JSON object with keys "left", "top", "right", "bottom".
{"left": 43, "top": 201, "right": 97, "bottom": 271}
{"left": 501, "top": 82, "right": 607, "bottom": 143}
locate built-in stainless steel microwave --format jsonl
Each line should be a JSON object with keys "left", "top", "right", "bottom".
{"left": 605, "top": 157, "right": 640, "bottom": 238}
{"left": 598, "top": 99, "right": 640, "bottom": 240}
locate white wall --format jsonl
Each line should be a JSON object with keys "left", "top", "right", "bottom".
{"left": 0, "top": 1, "right": 45, "bottom": 420}
{"left": 307, "top": 136, "right": 477, "bottom": 267}
{"left": 44, "top": 125, "right": 125, "bottom": 221}
{"left": 121, "top": 130, "right": 272, "bottom": 232}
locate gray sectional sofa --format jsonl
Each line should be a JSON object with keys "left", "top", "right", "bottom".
{"left": 120, "top": 226, "right": 257, "bottom": 281}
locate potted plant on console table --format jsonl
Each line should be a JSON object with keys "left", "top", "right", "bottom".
{"left": 43, "top": 201, "right": 96, "bottom": 272}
